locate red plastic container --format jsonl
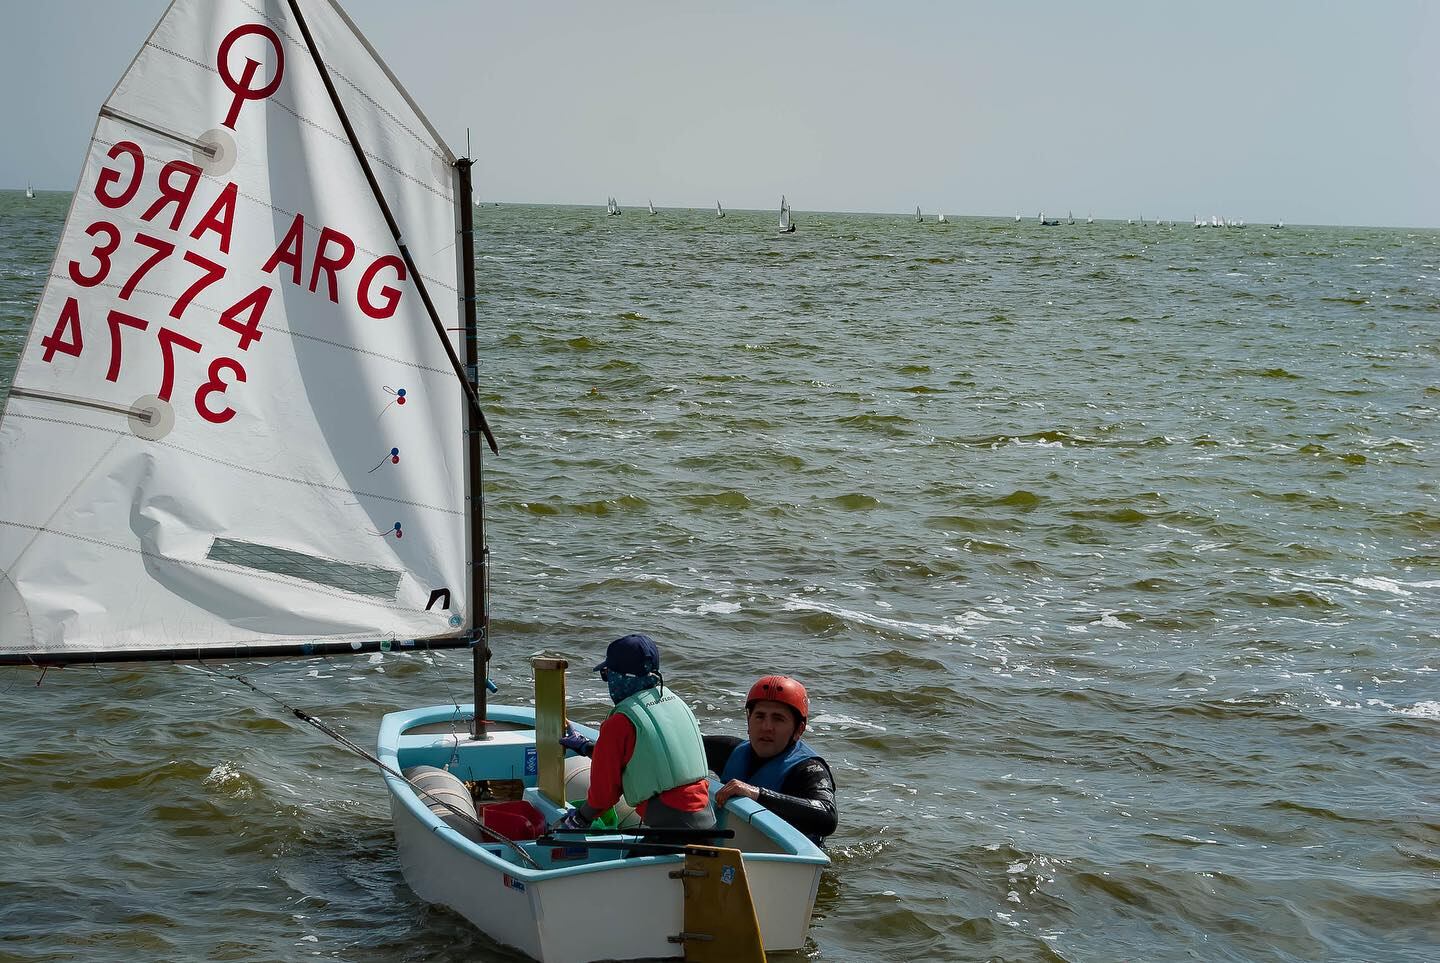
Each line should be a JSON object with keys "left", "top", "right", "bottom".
{"left": 480, "top": 800, "right": 545, "bottom": 841}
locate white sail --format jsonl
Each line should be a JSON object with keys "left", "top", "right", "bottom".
{"left": 647, "top": 198, "right": 656, "bottom": 215}
{"left": 25, "top": 184, "right": 35, "bottom": 199}
{"left": 779, "top": 195, "right": 789, "bottom": 230}
{"left": 715, "top": 200, "right": 724, "bottom": 218}
{"left": 914, "top": 205, "right": 922, "bottom": 223}
{"left": 0, "top": 0, "right": 471, "bottom": 660}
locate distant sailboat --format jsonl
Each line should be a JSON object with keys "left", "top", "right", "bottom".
{"left": 1014, "top": 213, "right": 1021, "bottom": 222}
{"left": 715, "top": 200, "right": 725, "bottom": 219}
{"left": 606, "top": 196, "right": 622, "bottom": 216}
{"left": 1039, "top": 211, "right": 1060, "bottom": 226}
{"left": 25, "top": 183, "right": 35, "bottom": 199}
{"left": 914, "top": 206, "right": 923, "bottom": 223}
{"left": 1067, "top": 210, "right": 1075, "bottom": 225}
{"left": 647, "top": 198, "right": 657, "bottom": 216}
{"left": 778, "top": 195, "right": 796, "bottom": 234}
{"left": 1273, "top": 220, "right": 1284, "bottom": 229}
{"left": 1086, "top": 214, "right": 1094, "bottom": 224}
{"left": 937, "top": 213, "right": 948, "bottom": 223}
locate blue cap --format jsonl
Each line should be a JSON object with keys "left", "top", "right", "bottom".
{"left": 594, "top": 633, "right": 660, "bottom": 675}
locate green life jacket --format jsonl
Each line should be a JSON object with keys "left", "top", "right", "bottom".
{"left": 613, "top": 685, "right": 707, "bottom": 803}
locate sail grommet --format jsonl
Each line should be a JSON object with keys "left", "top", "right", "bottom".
{"left": 194, "top": 128, "right": 237, "bottom": 176}
{"left": 128, "top": 395, "right": 175, "bottom": 441}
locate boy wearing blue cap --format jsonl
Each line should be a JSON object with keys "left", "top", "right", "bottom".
{"left": 554, "top": 633, "right": 715, "bottom": 834}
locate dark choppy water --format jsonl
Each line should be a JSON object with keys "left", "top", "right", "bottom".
{"left": 2, "top": 193, "right": 1437, "bottom": 962}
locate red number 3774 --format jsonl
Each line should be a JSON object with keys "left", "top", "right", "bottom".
{"left": 38, "top": 220, "right": 270, "bottom": 425}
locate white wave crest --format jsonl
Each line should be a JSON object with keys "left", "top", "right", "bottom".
{"left": 782, "top": 596, "right": 969, "bottom": 640}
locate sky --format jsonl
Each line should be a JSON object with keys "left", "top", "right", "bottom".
{"left": 1, "top": 0, "right": 1436, "bottom": 227}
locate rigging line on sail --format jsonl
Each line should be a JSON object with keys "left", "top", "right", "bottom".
{"left": 97, "top": 106, "right": 218, "bottom": 157}
{"left": 191, "top": 662, "right": 542, "bottom": 870}
{"left": 285, "top": 0, "right": 496, "bottom": 455}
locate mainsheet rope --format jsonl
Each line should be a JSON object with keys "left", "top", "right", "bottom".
{"left": 191, "top": 662, "right": 541, "bottom": 870}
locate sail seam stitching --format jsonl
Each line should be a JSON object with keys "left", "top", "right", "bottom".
{"left": 4, "top": 413, "right": 463, "bottom": 516}
{"left": 0, "top": 519, "right": 426, "bottom": 613}
{"left": 140, "top": 41, "right": 214, "bottom": 79}
{"left": 264, "top": 96, "right": 453, "bottom": 204}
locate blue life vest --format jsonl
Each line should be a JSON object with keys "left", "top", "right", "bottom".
{"left": 720, "top": 739, "right": 819, "bottom": 793}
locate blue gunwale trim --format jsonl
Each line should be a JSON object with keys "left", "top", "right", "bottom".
{"left": 378, "top": 703, "right": 830, "bottom": 882}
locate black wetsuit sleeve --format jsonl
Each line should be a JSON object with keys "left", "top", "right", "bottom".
{"left": 703, "top": 734, "right": 743, "bottom": 777}
{"left": 756, "top": 757, "right": 838, "bottom": 841}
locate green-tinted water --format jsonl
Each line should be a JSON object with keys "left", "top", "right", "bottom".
{"left": 2, "top": 195, "right": 1437, "bottom": 961}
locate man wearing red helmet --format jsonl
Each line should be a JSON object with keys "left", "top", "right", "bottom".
{"left": 706, "top": 675, "right": 837, "bottom": 845}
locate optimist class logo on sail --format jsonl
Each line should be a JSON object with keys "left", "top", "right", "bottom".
{"left": 33, "top": 22, "right": 409, "bottom": 426}
{"left": 218, "top": 24, "right": 285, "bottom": 130}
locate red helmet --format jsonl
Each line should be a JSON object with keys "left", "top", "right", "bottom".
{"left": 746, "top": 675, "right": 809, "bottom": 723}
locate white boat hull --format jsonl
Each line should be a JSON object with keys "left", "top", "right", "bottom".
{"left": 380, "top": 704, "right": 827, "bottom": 963}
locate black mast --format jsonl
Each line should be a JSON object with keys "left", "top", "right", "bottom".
{"left": 456, "top": 158, "right": 491, "bottom": 740}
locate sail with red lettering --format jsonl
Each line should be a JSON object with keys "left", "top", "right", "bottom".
{"left": 0, "top": 0, "right": 476, "bottom": 662}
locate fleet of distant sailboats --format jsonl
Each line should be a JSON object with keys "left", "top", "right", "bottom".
{"left": 1193, "top": 213, "right": 1250, "bottom": 228}
{"left": 587, "top": 197, "right": 1280, "bottom": 231}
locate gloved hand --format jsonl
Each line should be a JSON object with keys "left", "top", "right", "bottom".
{"left": 559, "top": 721, "right": 595, "bottom": 757}
{"left": 552, "top": 807, "right": 590, "bottom": 832}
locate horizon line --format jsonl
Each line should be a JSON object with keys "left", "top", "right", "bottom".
{"left": 7, "top": 188, "right": 1436, "bottom": 232}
